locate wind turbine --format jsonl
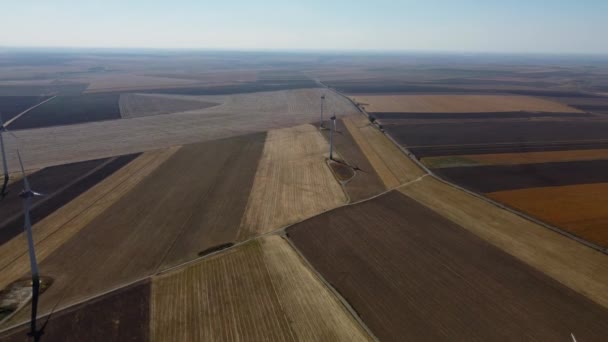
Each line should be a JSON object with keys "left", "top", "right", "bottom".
{"left": 0, "top": 113, "right": 9, "bottom": 198}
{"left": 319, "top": 94, "right": 326, "bottom": 129}
{"left": 329, "top": 114, "right": 336, "bottom": 160}
{"left": 17, "top": 150, "right": 44, "bottom": 341}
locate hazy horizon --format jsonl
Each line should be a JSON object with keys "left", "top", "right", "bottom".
{"left": 1, "top": 1, "right": 607, "bottom": 54}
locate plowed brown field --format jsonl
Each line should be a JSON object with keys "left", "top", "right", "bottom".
{"left": 488, "top": 183, "right": 608, "bottom": 248}
{"left": 288, "top": 191, "right": 608, "bottom": 341}
{"left": 151, "top": 236, "right": 370, "bottom": 341}
{"left": 119, "top": 93, "right": 219, "bottom": 118}
{"left": 239, "top": 124, "right": 347, "bottom": 237}
{"left": 353, "top": 94, "right": 581, "bottom": 113}
{"left": 423, "top": 148, "right": 608, "bottom": 168}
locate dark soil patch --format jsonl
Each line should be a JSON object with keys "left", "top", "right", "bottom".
{"left": 9, "top": 94, "right": 121, "bottom": 130}
{"left": 435, "top": 159, "right": 608, "bottom": 193}
{"left": 0, "top": 84, "right": 88, "bottom": 96}
{"left": 410, "top": 141, "right": 608, "bottom": 158}
{"left": 0, "top": 154, "right": 139, "bottom": 246}
{"left": 0, "top": 96, "right": 50, "bottom": 122}
{"left": 373, "top": 111, "right": 591, "bottom": 120}
{"left": 287, "top": 191, "right": 608, "bottom": 341}
{"left": 0, "top": 280, "right": 150, "bottom": 342}
{"left": 141, "top": 79, "right": 319, "bottom": 96}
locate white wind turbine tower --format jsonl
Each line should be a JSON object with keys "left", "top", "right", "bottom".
{"left": 17, "top": 150, "right": 44, "bottom": 341}
{"left": 319, "top": 94, "right": 326, "bottom": 129}
{"left": 0, "top": 113, "right": 10, "bottom": 198}
{"left": 329, "top": 113, "right": 337, "bottom": 160}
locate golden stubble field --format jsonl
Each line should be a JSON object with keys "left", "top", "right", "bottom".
{"left": 239, "top": 124, "right": 347, "bottom": 237}
{"left": 352, "top": 94, "right": 582, "bottom": 113}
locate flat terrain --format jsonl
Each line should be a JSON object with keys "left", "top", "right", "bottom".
{"left": 119, "top": 93, "right": 219, "bottom": 118}
{"left": 352, "top": 94, "right": 580, "bottom": 113}
{"left": 288, "top": 191, "right": 608, "bottom": 341}
{"left": 488, "top": 183, "right": 608, "bottom": 248}
{"left": 151, "top": 236, "right": 370, "bottom": 341}
{"left": 320, "top": 119, "right": 386, "bottom": 201}
{"left": 0, "top": 156, "right": 140, "bottom": 246}
{"left": 0, "top": 96, "right": 48, "bottom": 122}
{"left": 1, "top": 281, "right": 150, "bottom": 342}
{"left": 422, "top": 148, "right": 608, "bottom": 168}
{"left": 434, "top": 160, "right": 608, "bottom": 193}
{"left": 342, "top": 116, "right": 424, "bottom": 189}
{"left": 399, "top": 176, "right": 608, "bottom": 309}
{"left": 2, "top": 89, "right": 358, "bottom": 172}
{"left": 9, "top": 94, "right": 121, "bottom": 130}
{"left": 239, "top": 124, "right": 346, "bottom": 237}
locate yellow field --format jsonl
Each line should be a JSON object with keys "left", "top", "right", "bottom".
{"left": 352, "top": 94, "right": 581, "bottom": 113}
{"left": 422, "top": 149, "right": 608, "bottom": 168}
{"left": 488, "top": 183, "right": 608, "bottom": 248}
{"left": 0, "top": 147, "right": 179, "bottom": 290}
{"left": 239, "top": 124, "right": 347, "bottom": 237}
{"left": 399, "top": 176, "right": 608, "bottom": 309}
{"left": 343, "top": 116, "right": 424, "bottom": 188}
{"left": 150, "top": 236, "right": 371, "bottom": 341}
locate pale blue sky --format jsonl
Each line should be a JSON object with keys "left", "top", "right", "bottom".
{"left": 1, "top": 0, "right": 607, "bottom": 54}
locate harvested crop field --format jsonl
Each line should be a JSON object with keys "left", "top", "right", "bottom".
{"left": 399, "top": 176, "right": 608, "bottom": 309}
{"left": 2, "top": 134, "right": 266, "bottom": 325}
{"left": 151, "top": 236, "right": 370, "bottom": 342}
{"left": 373, "top": 111, "right": 589, "bottom": 120}
{"left": 0, "top": 155, "right": 139, "bottom": 246}
{"left": 82, "top": 74, "right": 200, "bottom": 93}
{"left": 0, "top": 96, "right": 49, "bottom": 122}
{"left": 287, "top": 191, "right": 608, "bottom": 341}
{"left": 1, "top": 280, "right": 150, "bottom": 342}
{"left": 387, "top": 121, "right": 608, "bottom": 157}
{"left": 119, "top": 93, "right": 219, "bottom": 118}
{"left": 9, "top": 94, "right": 121, "bottom": 130}
{"left": 0, "top": 148, "right": 177, "bottom": 292}
{"left": 488, "top": 183, "right": 608, "bottom": 248}
{"left": 352, "top": 94, "right": 580, "bottom": 113}
{"left": 320, "top": 119, "right": 386, "bottom": 201}
{"left": 422, "top": 148, "right": 608, "bottom": 168}
{"left": 342, "top": 116, "right": 424, "bottom": 189}
{"left": 434, "top": 160, "right": 608, "bottom": 193}
{"left": 2, "top": 89, "right": 358, "bottom": 172}
{"left": 239, "top": 125, "right": 346, "bottom": 238}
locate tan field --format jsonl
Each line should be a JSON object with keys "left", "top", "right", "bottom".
{"left": 343, "top": 116, "right": 424, "bottom": 188}
{"left": 239, "top": 124, "right": 347, "bottom": 237}
{"left": 0, "top": 148, "right": 178, "bottom": 290}
{"left": 399, "top": 176, "right": 608, "bottom": 309}
{"left": 488, "top": 183, "right": 608, "bottom": 248}
{"left": 119, "top": 93, "right": 219, "bottom": 118}
{"left": 3, "top": 89, "right": 358, "bottom": 173}
{"left": 82, "top": 74, "right": 200, "bottom": 93}
{"left": 422, "top": 149, "right": 608, "bottom": 168}
{"left": 150, "top": 236, "right": 371, "bottom": 341}
{"left": 352, "top": 94, "right": 582, "bottom": 113}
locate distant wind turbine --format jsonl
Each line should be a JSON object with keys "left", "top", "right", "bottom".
{"left": 329, "top": 114, "right": 337, "bottom": 160}
{"left": 17, "top": 150, "right": 44, "bottom": 342}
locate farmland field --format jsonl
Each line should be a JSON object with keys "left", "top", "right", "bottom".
{"left": 0, "top": 96, "right": 49, "bottom": 122}
{"left": 488, "top": 183, "right": 608, "bottom": 248}
{"left": 0, "top": 148, "right": 178, "bottom": 292}
{"left": 9, "top": 94, "right": 121, "bottom": 130}
{"left": 433, "top": 160, "right": 608, "bottom": 193}
{"left": 422, "top": 148, "right": 608, "bottom": 168}
{"left": 320, "top": 119, "right": 386, "bottom": 201}
{"left": 0, "top": 155, "right": 139, "bottom": 246}
{"left": 151, "top": 236, "right": 370, "bottom": 341}
{"left": 352, "top": 94, "right": 582, "bottom": 113}
{"left": 1, "top": 88, "right": 358, "bottom": 172}
{"left": 239, "top": 124, "right": 346, "bottom": 237}
{"left": 288, "top": 191, "right": 608, "bottom": 341}
{"left": 0, "top": 281, "right": 150, "bottom": 342}
{"left": 119, "top": 93, "right": 219, "bottom": 118}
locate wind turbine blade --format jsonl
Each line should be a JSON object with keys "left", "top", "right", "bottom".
{"left": 571, "top": 333, "right": 577, "bottom": 342}
{"left": 0, "top": 115, "right": 8, "bottom": 198}
{"left": 16, "top": 150, "right": 31, "bottom": 192}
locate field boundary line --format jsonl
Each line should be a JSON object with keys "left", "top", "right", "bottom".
{"left": 4, "top": 96, "right": 57, "bottom": 128}
{"left": 332, "top": 86, "right": 608, "bottom": 255}
{"left": 280, "top": 233, "right": 380, "bottom": 342}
